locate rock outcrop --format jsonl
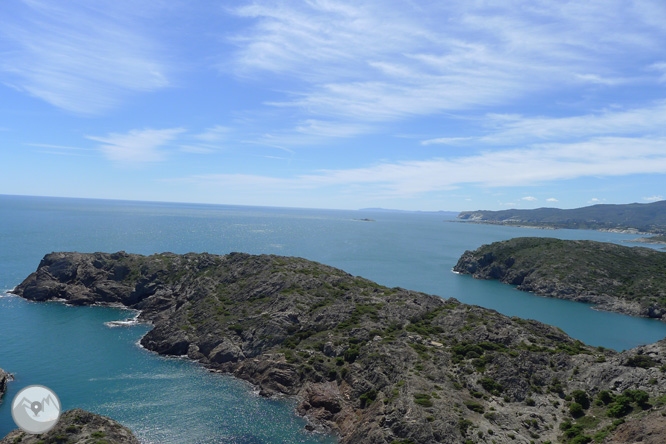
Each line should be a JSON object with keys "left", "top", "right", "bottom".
{"left": 0, "top": 409, "right": 141, "bottom": 444}
{"left": 0, "top": 368, "right": 10, "bottom": 402}
{"left": 12, "top": 251, "right": 666, "bottom": 444}
{"left": 454, "top": 237, "right": 666, "bottom": 321}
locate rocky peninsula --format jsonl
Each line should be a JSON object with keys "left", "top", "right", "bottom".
{"left": 628, "top": 235, "right": 666, "bottom": 245}
{"left": 11, "top": 251, "right": 666, "bottom": 443}
{"left": 454, "top": 237, "right": 666, "bottom": 321}
{"left": 0, "top": 409, "right": 141, "bottom": 444}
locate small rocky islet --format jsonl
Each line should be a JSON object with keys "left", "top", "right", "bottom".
{"left": 5, "top": 249, "right": 666, "bottom": 443}
{"left": 454, "top": 237, "right": 666, "bottom": 321}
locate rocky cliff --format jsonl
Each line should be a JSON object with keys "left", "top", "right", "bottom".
{"left": 454, "top": 237, "right": 666, "bottom": 321}
{"left": 12, "top": 251, "right": 666, "bottom": 444}
{"left": 0, "top": 409, "right": 141, "bottom": 444}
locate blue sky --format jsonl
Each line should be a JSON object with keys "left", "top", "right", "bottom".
{"left": 2, "top": 0, "right": 666, "bottom": 211}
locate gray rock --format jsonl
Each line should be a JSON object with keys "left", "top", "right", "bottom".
{"left": 0, "top": 368, "right": 11, "bottom": 402}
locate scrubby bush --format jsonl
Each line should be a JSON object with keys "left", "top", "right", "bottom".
{"left": 571, "top": 390, "right": 590, "bottom": 409}
{"left": 569, "top": 402, "right": 584, "bottom": 418}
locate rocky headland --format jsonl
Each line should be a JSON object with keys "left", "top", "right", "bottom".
{"left": 454, "top": 237, "right": 666, "bottom": 321}
{"left": 11, "top": 251, "right": 666, "bottom": 443}
{"left": 0, "top": 409, "right": 141, "bottom": 444}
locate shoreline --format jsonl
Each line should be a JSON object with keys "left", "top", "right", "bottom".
{"left": 16, "top": 295, "right": 340, "bottom": 441}
{"left": 449, "top": 219, "right": 657, "bottom": 235}
{"left": 454, "top": 237, "right": 666, "bottom": 324}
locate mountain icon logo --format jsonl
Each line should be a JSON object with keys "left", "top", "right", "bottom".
{"left": 11, "top": 385, "right": 62, "bottom": 434}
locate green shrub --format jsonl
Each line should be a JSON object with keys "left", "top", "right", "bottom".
{"left": 413, "top": 393, "right": 433, "bottom": 407}
{"left": 458, "top": 419, "right": 473, "bottom": 435}
{"left": 344, "top": 346, "right": 360, "bottom": 363}
{"left": 479, "top": 377, "right": 503, "bottom": 395}
{"left": 571, "top": 390, "right": 590, "bottom": 409}
{"left": 607, "top": 402, "right": 631, "bottom": 418}
{"left": 569, "top": 402, "right": 584, "bottom": 418}
{"left": 464, "top": 401, "right": 485, "bottom": 413}
{"left": 359, "top": 389, "right": 377, "bottom": 408}
{"left": 597, "top": 390, "right": 614, "bottom": 405}
{"left": 625, "top": 355, "right": 656, "bottom": 368}
{"left": 623, "top": 389, "right": 649, "bottom": 407}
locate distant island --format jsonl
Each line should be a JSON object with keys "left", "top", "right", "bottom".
{"left": 10, "top": 251, "right": 666, "bottom": 443}
{"left": 1, "top": 409, "right": 141, "bottom": 444}
{"left": 455, "top": 237, "right": 666, "bottom": 320}
{"left": 457, "top": 200, "right": 666, "bottom": 234}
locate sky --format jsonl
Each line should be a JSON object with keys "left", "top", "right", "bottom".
{"left": 1, "top": 0, "right": 666, "bottom": 211}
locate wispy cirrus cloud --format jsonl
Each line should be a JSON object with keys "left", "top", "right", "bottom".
{"left": 0, "top": 0, "right": 170, "bottom": 114}
{"left": 228, "top": 0, "right": 666, "bottom": 125}
{"left": 88, "top": 128, "right": 185, "bottom": 164}
{"left": 422, "top": 101, "right": 666, "bottom": 146}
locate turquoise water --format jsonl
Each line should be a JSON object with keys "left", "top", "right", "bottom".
{"left": 1, "top": 195, "right": 666, "bottom": 441}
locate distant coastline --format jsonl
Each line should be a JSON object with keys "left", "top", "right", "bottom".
{"left": 450, "top": 219, "right": 652, "bottom": 234}
{"left": 455, "top": 200, "right": 666, "bottom": 235}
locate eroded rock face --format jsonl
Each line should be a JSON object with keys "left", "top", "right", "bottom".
{"left": 603, "top": 408, "right": 666, "bottom": 444}
{"left": 12, "top": 252, "right": 666, "bottom": 444}
{"left": 0, "top": 409, "right": 140, "bottom": 444}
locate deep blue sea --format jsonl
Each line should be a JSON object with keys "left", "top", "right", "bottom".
{"left": 1, "top": 194, "right": 666, "bottom": 442}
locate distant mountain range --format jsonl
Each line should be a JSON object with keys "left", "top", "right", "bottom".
{"left": 457, "top": 200, "right": 666, "bottom": 234}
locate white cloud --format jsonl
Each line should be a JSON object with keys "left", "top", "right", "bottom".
{"left": 194, "top": 126, "right": 231, "bottom": 142}
{"left": 175, "top": 136, "right": 666, "bottom": 198}
{"left": 588, "top": 198, "right": 604, "bottom": 204}
{"left": 421, "top": 137, "right": 474, "bottom": 146}
{"left": 521, "top": 196, "right": 538, "bottom": 201}
{"left": 88, "top": 128, "right": 184, "bottom": 163}
{"left": 423, "top": 101, "right": 666, "bottom": 147}
{"left": 228, "top": 0, "right": 666, "bottom": 125}
{"left": 295, "top": 120, "right": 372, "bottom": 138}
{"left": 642, "top": 195, "right": 664, "bottom": 202}
{"left": 0, "top": 0, "right": 170, "bottom": 114}
{"left": 649, "top": 62, "right": 666, "bottom": 83}
{"left": 546, "top": 198, "right": 559, "bottom": 202}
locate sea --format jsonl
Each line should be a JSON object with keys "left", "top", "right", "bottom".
{"left": 1, "top": 194, "right": 665, "bottom": 443}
